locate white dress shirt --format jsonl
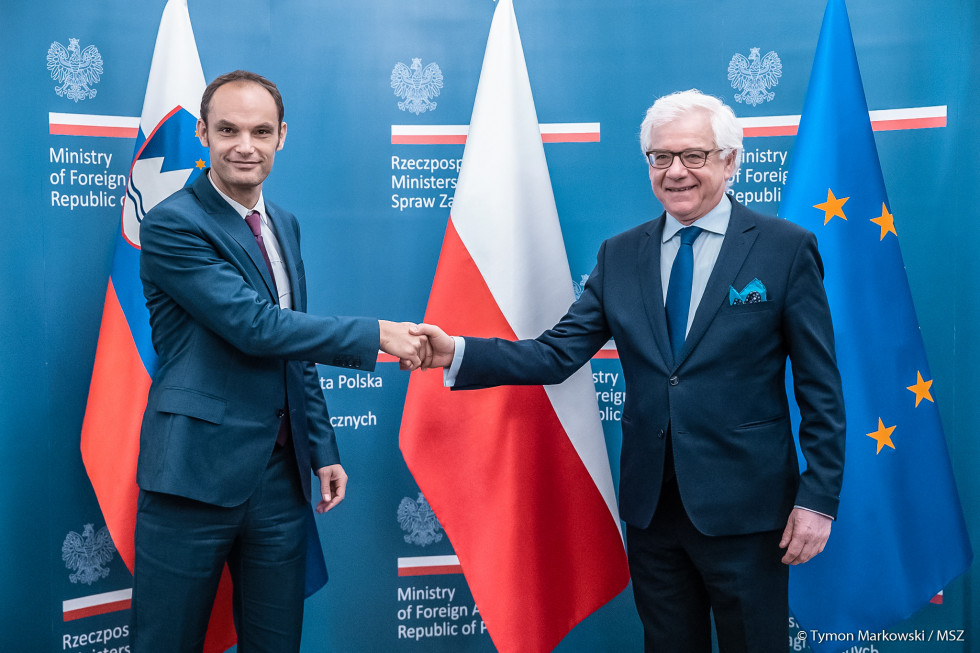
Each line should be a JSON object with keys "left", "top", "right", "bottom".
{"left": 659, "top": 194, "right": 731, "bottom": 337}
{"left": 208, "top": 172, "right": 293, "bottom": 310}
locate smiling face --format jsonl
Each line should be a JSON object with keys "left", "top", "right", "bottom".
{"left": 197, "top": 80, "right": 287, "bottom": 208}
{"left": 646, "top": 110, "right": 737, "bottom": 225}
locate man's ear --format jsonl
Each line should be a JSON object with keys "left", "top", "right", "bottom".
{"left": 723, "top": 149, "right": 738, "bottom": 177}
{"left": 277, "top": 121, "right": 287, "bottom": 151}
{"left": 197, "top": 118, "right": 208, "bottom": 147}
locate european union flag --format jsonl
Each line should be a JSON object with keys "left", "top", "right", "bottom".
{"left": 779, "top": 0, "right": 972, "bottom": 647}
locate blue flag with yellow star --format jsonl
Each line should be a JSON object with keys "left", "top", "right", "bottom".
{"left": 779, "top": 0, "right": 972, "bottom": 646}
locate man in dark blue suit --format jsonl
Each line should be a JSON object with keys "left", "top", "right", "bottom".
{"left": 416, "top": 90, "right": 845, "bottom": 651}
{"left": 132, "top": 70, "right": 427, "bottom": 652}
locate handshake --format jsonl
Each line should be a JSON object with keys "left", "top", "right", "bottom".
{"left": 378, "top": 320, "right": 455, "bottom": 371}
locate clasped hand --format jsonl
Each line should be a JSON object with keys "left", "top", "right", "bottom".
{"left": 379, "top": 320, "right": 428, "bottom": 370}
{"left": 378, "top": 321, "right": 456, "bottom": 371}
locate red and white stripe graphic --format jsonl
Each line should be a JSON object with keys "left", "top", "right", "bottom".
{"left": 62, "top": 589, "right": 132, "bottom": 622}
{"left": 48, "top": 112, "right": 140, "bottom": 138}
{"left": 739, "top": 105, "right": 947, "bottom": 137}
{"left": 49, "top": 106, "right": 944, "bottom": 141}
{"left": 397, "top": 555, "right": 463, "bottom": 577}
{"left": 391, "top": 122, "right": 600, "bottom": 144}
{"left": 593, "top": 340, "right": 620, "bottom": 359}
{"left": 399, "top": 1, "right": 629, "bottom": 651}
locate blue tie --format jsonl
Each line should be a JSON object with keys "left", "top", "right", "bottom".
{"left": 665, "top": 226, "right": 703, "bottom": 358}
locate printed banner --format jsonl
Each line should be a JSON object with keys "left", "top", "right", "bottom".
{"left": 2, "top": 1, "right": 974, "bottom": 651}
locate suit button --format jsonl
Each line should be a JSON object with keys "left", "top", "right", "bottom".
{"left": 276, "top": 409, "right": 285, "bottom": 418}
{"left": 669, "top": 376, "right": 679, "bottom": 386}
{"left": 657, "top": 430, "right": 665, "bottom": 439}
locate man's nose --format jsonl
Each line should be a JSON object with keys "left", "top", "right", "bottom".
{"left": 666, "top": 155, "right": 689, "bottom": 176}
{"left": 235, "top": 134, "right": 254, "bottom": 154}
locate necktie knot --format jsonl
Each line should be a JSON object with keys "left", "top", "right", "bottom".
{"left": 244, "top": 210, "right": 263, "bottom": 238}
{"left": 679, "top": 226, "right": 703, "bottom": 247}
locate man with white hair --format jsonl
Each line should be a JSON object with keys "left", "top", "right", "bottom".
{"left": 416, "top": 89, "right": 845, "bottom": 651}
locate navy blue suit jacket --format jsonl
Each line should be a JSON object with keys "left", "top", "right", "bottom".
{"left": 138, "top": 172, "right": 378, "bottom": 507}
{"left": 456, "top": 199, "right": 845, "bottom": 536}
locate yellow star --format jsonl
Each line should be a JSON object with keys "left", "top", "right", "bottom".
{"left": 814, "top": 189, "right": 848, "bottom": 225}
{"left": 196, "top": 159, "right": 206, "bottom": 169}
{"left": 870, "top": 203, "right": 897, "bottom": 240}
{"left": 907, "top": 371, "right": 934, "bottom": 407}
{"left": 867, "top": 418, "right": 897, "bottom": 454}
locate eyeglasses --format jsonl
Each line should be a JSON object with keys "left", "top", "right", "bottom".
{"left": 645, "top": 149, "right": 723, "bottom": 169}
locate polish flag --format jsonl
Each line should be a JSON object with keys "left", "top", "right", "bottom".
{"left": 399, "top": 1, "right": 630, "bottom": 651}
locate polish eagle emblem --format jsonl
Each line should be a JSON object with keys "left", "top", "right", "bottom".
{"left": 727, "top": 47, "right": 782, "bottom": 107}
{"left": 47, "top": 38, "right": 104, "bottom": 102}
{"left": 62, "top": 524, "right": 115, "bottom": 585}
{"left": 397, "top": 492, "right": 444, "bottom": 547}
{"left": 572, "top": 273, "right": 590, "bottom": 300}
{"left": 390, "top": 58, "right": 444, "bottom": 115}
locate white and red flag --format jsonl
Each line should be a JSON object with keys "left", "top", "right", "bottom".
{"left": 399, "top": 0, "right": 630, "bottom": 650}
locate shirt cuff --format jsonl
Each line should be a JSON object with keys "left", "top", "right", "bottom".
{"left": 793, "top": 505, "right": 835, "bottom": 521}
{"left": 443, "top": 336, "right": 465, "bottom": 387}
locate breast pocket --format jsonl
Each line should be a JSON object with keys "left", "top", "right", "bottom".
{"left": 725, "top": 301, "right": 776, "bottom": 316}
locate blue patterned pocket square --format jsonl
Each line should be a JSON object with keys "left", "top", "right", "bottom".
{"left": 729, "top": 278, "right": 767, "bottom": 305}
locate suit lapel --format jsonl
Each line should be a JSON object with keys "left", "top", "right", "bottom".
{"left": 191, "top": 172, "right": 278, "bottom": 301}
{"left": 677, "top": 201, "right": 759, "bottom": 364}
{"left": 637, "top": 215, "right": 674, "bottom": 367}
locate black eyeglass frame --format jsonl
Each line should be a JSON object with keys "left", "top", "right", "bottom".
{"left": 645, "top": 148, "right": 724, "bottom": 169}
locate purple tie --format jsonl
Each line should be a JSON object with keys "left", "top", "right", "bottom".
{"left": 244, "top": 210, "right": 278, "bottom": 296}
{"left": 244, "top": 211, "right": 290, "bottom": 447}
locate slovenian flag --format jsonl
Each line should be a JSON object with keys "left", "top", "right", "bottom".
{"left": 80, "top": 1, "right": 227, "bottom": 650}
{"left": 398, "top": 0, "right": 630, "bottom": 651}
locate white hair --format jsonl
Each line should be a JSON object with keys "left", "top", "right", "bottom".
{"left": 639, "top": 89, "right": 743, "bottom": 180}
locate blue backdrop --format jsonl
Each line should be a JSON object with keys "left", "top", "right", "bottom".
{"left": 2, "top": 0, "right": 977, "bottom": 650}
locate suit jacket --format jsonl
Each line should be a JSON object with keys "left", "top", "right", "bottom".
{"left": 137, "top": 172, "right": 378, "bottom": 507}
{"left": 456, "top": 199, "right": 845, "bottom": 536}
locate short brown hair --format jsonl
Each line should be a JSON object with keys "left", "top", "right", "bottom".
{"left": 200, "top": 70, "right": 284, "bottom": 127}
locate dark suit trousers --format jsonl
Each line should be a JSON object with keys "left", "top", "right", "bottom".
{"left": 131, "top": 441, "right": 308, "bottom": 653}
{"left": 626, "top": 474, "right": 788, "bottom": 653}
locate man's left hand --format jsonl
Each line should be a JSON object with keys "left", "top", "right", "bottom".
{"left": 779, "top": 507, "right": 832, "bottom": 565}
{"left": 315, "top": 464, "right": 348, "bottom": 514}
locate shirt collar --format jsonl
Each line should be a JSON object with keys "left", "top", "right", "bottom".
{"left": 208, "top": 170, "right": 267, "bottom": 222}
{"left": 662, "top": 193, "right": 732, "bottom": 243}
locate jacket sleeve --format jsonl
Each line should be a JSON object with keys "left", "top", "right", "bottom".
{"left": 784, "top": 231, "right": 846, "bottom": 518}
{"left": 304, "top": 360, "right": 340, "bottom": 469}
{"left": 139, "top": 201, "right": 380, "bottom": 368}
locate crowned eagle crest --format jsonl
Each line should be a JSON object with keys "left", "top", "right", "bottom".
{"left": 47, "top": 38, "right": 104, "bottom": 102}
{"left": 572, "top": 273, "right": 590, "bottom": 300}
{"left": 727, "top": 47, "right": 782, "bottom": 107}
{"left": 397, "top": 493, "right": 444, "bottom": 547}
{"left": 62, "top": 524, "right": 115, "bottom": 585}
{"left": 391, "top": 58, "right": 443, "bottom": 116}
